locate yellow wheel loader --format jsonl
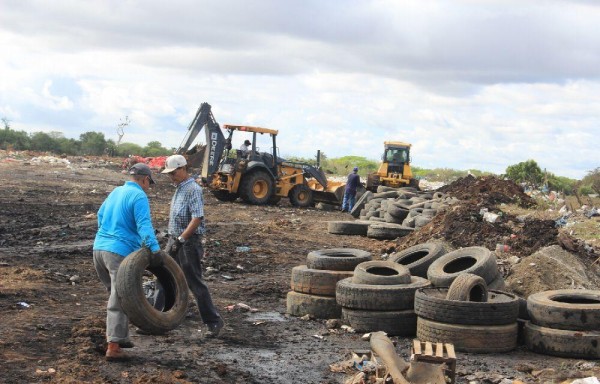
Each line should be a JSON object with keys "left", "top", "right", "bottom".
{"left": 366, "top": 141, "right": 419, "bottom": 191}
{"left": 176, "top": 103, "right": 344, "bottom": 206}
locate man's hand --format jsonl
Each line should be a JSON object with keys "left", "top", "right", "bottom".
{"left": 166, "top": 240, "right": 182, "bottom": 257}
{"left": 148, "top": 251, "right": 164, "bottom": 267}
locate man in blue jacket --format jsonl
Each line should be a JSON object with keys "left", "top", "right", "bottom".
{"left": 341, "top": 166, "right": 361, "bottom": 212}
{"left": 93, "top": 163, "right": 163, "bottom": 361}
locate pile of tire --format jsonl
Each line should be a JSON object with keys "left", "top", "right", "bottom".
{"left": 389, "top": 242, "right": 450, "bottom": 278}
{"left": 415, "top": 273, "right": 520, "bottom": 353}
{"left": 335, "top": 260, "right": 431, "bottom": 336}
{"left": 426, "top": 246, "right": 507, "bottom": 290}
{"left": 286, "top": 248, "right": 372, "bottom": 319}
{"left": 524, "top": 289, "right": 600, "bottom": 359}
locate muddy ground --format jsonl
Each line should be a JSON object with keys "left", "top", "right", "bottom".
{"left": 1, "top": 157, "right": 599, "bottom": 384}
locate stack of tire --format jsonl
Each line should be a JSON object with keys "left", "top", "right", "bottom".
{"left": 389, "top": 242, "right": 450, "bottom": 278}
{"left": 286, "top": 248, "right": 372, "bottom": 319}
{"left": 524, "top": 289, "right": 600, "bottom": 359}
{"left": 415, "top": 273, "right": 520, "bottom": 353}
{"left": 426, "top": 246, "right": 507, "bottom": 290}
{"left": 335, "top": 260, "right": 431, "bottom": 336}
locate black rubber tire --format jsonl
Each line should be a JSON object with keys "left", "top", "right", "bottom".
{"left": 386, "top": 204, "right": 409, "bottom": 220}
{"left": 373, "top": 191, "right": 398, "bottom": 199}
{"left": 389, "top": 242, "right": 447, "bottom": 278}
{"left": 290, "top": 266, "right": 353, "bottom": 296}
{"left": 414, "top": 216, "right": 432, "bottom": 228}
{"left": 524, "top": 321, "right": 600, "bottom": 359}
{"left": 239, "top": 170, "right": 273, "bottom": 205}
{"left": 342, "top": 308, "right": 417, "bottom": 336}
{"left": 350, "top": 191, "right": 373, "bottom": 218}
{"left": 211, "top": 190, "right": 239, "bottom": 202}
{"left": 286, "top": 291, "right": 341, "bottom": 319}
{"left": 383, "top": 212, "right": 403, "bottom": 224}
{"left": 352, "top": 261, "right": 412, "bottom": 286}
{"left": 116, "top": 248, "right": 189, "bottom": 334}
{"left": 327, "top": 221, "right": 369, "bottom": 236}
{"left": 376, "top": 185, "right": 397, "bottom": 193}
{"left": 416, "top": 317, "right": 517, "bottom": 353}
{"left": 336, "top": 276, "right": 431, "bottom": 311}
{"left": 306, "top": 248, "right": 372, "bottom": 271}
{"left": 446, "top": 273, "right": 488, "bottom": 302}
{"left": 367, "top": 223, "right": 414, "bottom": 240}
{"left": 408, "top": 179, "right": 420, "bottom": 190}
{"left": 527, "top": 289, "right": 600, "bottom": 331}
{"left": 289, "top": 184, "right": 314, "bottom": 208}
{"left": 427, "top": 247, "right": 498, "bottom": 287}
{"left": 414, "top": 288, "right": 519, "bottom": 325}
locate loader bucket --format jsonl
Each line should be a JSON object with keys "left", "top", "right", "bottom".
{"left": 308, "top": 180, "right": 345, "bottom": 205}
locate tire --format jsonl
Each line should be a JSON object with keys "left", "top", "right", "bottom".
{"left": 367, "top": 223, "right": 414, "bottom": 240}
{"left": 116, "top": 248, "right": 189, "bottom": 335}
{"left": 389, "top": 242, "right": 448, "bottom": 278}
{"left": 373, "top": 191, "right": 398, "bottom": 199}
{"left": 327, "top": 221, "right": 369, "bottom": 236}
{"left": 416, "top": 317, "right": 517, "bottom": 353}
{"left": 342, "top": 308, "right": 417, "bottom": 336}
{"left": 383, "top": 212, "right": 403, "bottom": 224}
{"left": 352, "top": 261, "right": 411, "bottom": 285}
{"left": 408, "top": 179, "right": 420, "bottom": 189}
{"left": 386, "top": 204, "right": 409, "bottom": 220}
{"left": 239, "top": 170, "right": 273, "bottom": 205}
{"left": 290, "top": 266, "right": 353, "bottom": 296}
{"left": 286, "top": 291, "right": 341, "bottom": 319}
{"left": 306, "top": 248, "right": 372, "bottom": 271}
{"left": 336, "top": 276, "right": 431, "bottom": 311}
{"left": 527, "top": 289, "right": 600, "bottom": 331}
{"left": 414, "top": 215, "right": 432, "bottom": 228}
{"left": 376, "top": 186, "right": 397, "bottom": 193}
{"left": 524, "top": 321, "right": 600, "bottom": 359}
{"left": 446, "top": 273, "right": 488, "bottom": 302}
{"left": 350, "top": 191, "right": 373, "bottom": 218}
{"left": 427, "top": 247, "right": 498, "bottom": 287}
{"left": 267, "top": 194, "right": 282, "bottom": 205}
{"left": 414, "top": 288, "right": 519, "bottom": 325}
{"left": 211, "top": 190, "right": 239, "bottom": 202}
{"left": 289, "top": 184, "right": 314, "bottom": 207}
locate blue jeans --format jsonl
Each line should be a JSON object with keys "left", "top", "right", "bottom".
{"left": 341, "top": 191, "right": 356, "bottom": 212}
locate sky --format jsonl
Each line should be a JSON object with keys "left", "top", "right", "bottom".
{"left": 1, "top": 0, "right": 599, "bottom": 179}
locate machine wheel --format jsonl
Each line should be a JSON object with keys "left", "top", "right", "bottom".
{"left": 239, "top": 170, "right": 273, "bottom": 205}
{"left": 408, "top": 178, "right": 420, "bottom": 190}
{"left": 289, "top": 184, "right": 314, "bottom": 207}
{"left": 211, "top": 190, "right": 239, "bottom": 202}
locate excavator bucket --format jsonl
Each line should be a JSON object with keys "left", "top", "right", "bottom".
{"left": 307, "top": 180, "right": 345, "bottom": 205}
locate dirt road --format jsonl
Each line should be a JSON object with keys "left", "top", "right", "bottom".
{"left": 0, "top": 156, "right": 598, "bottom": 383}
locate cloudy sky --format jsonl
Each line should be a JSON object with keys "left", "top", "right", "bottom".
{"left": 1, "top": 0, "right": 598, "bottom": 179}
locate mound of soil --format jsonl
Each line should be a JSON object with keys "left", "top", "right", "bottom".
{"left": 438, "top": 174, "right": 534, "bottom": 207}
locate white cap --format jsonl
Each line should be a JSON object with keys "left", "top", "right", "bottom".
{"left": 161, "top": 154, "right": 187, "bottom": 173}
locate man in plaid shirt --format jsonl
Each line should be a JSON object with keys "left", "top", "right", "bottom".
{"left": 161, "top": 155, "right": 224, "bottom": 338}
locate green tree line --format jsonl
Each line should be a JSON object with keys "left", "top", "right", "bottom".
{"left": 0, "top": 124, "right": 172, "bottom": 157}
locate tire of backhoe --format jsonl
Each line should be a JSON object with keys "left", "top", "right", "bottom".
{"left": 414, "top": 287, "right": 519, "bottom": 325}
{"left": 327, "top": 221, "right": 370, "bottom": 236}
{"left": 342, "top": 308, "right": 417, "bottom": 336}
{"left": 350, "top": 191, "right": 373, "bottom": 218}
{"left": 427, "top": 247, "right": 498, "bottom": 287}
{"left": 290, "top": 265, "right": 353, "bottom": 296}
{"left": 335, "top": 276, "right": 431, "bottom": 311}
{"left": 524, "top": 321, "right": 600, "bottom": 359}
{"left": 286, "top": 291, "right": 341, "bottom": 319}
{"left": 416, "top": 317, "right": 518, "bottom": 353}
{"left": 306, "top": 248, "right": 372, "bottom": 271}
{"left": 289, "top": 184, "right": 314, "bottom": 208}
{"left": 527, "top": 289, "right": 600, "bottom": 331}
{"left": 389, "top": 242, "right": 448, "bottom": 278}
{"left": 211, "top": 190, "right": 239, "bottom": 202}
{"left": 386, "top": 204, "right": 409, "bottom": 220}
{"left": 239, "top": 170, "right": 274, "bottom": 205}
{"left": 116, "top": 248, "right": 189, "bottom": 335}
{"left": 367, "top": 223, "right": 414, "bottom": 240}
{"left": 446, "top": 273, "right": 488, "bottom": 302}
{"left": 352, "top": 261, "right": 412, "bottom": 286}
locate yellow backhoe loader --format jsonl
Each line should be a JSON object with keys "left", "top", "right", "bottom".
{"left": 366, "top": 141, "right": 419, "bottom": 191}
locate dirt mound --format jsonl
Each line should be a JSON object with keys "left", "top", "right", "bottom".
{"left": 438, "top": 175, "right": 534, "bottom": 207}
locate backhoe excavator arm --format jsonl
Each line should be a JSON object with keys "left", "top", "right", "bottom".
{"left": 176, "top": 102, "right": 226, "bottom": 178}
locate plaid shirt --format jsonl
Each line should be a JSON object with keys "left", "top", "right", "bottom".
{"left": 168, "top": 177, "right": 205, "bottom": 236}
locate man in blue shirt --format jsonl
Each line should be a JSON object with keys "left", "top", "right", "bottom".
{"left": 93, "top": 163, "right": 163, "bottom": 361}
{"left": 341, "top": 166, "right": 361, "bottom": 212}
{"left": 161, "top": 155, "right": 224, "bottom": 338}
